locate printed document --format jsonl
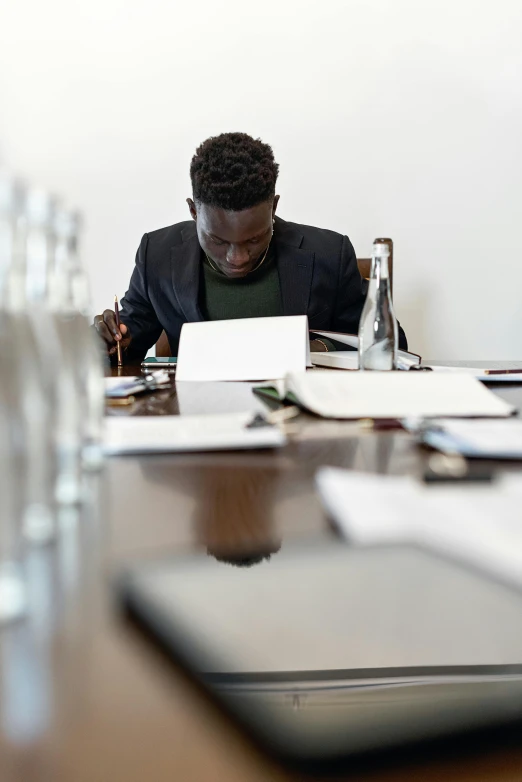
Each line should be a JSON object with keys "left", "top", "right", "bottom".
{"left": 176, "top": 315, "right": 310, "bottom": 381}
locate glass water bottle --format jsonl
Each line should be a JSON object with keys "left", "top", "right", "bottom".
{"left": 358, "top": 242, "right": 398, "bottom": 371}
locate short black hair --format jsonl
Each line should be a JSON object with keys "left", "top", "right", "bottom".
{"left": 190, "top": 132, "right": 279, "bottom": 211}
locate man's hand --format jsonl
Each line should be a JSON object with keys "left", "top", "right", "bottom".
{"left": 93, "top": 310, "right": 132, "bottom": 356}
{"left": 310, "top": 338, "right": 329, "bottom": 353}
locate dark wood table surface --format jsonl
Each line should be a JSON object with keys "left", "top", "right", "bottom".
{"left": 3, "top": 361, "right": 522, "bottom": 782}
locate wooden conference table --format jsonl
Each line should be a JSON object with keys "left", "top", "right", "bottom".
{"left": 2, "top": 361, "right": 522, "bottom": 782}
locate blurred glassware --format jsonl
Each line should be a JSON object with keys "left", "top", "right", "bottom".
{"left": 0, "top": 173, "right": 28, "bottom": 618}
{"left": 0, "top": 170, "right": 105, "bottom": 553}
{"left": 23, "top": 188, "right": 84, "bottom": 508}
{"left": 0, "top": 174, "right": 57, "bottom": 545}
{"left": 51, "top": 209, "right": 105, "bottom": 471}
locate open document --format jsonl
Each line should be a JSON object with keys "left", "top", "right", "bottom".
{"left": 257, "top": 371, "right": 515, "bottom": 419}
{"left": 316, "top": 467, "right": 522, "bottom": 589}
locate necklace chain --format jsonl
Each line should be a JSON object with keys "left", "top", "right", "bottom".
{"left": 205, "top": 238, "right": 272, "bottom": 276}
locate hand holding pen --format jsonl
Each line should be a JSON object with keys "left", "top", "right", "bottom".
{"left": 92, "top": 297, "right": 130, "bottom": 359}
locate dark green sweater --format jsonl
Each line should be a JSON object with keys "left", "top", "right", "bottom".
{"left": 199, "top": 250, "right": 283, "bottom": 321}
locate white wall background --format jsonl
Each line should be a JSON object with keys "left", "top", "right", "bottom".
{"left": 1, "top": 0, "right": 521, "bottom": 359}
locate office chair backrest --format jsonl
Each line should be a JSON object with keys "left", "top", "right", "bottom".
{"left": 357, "top": 237, "right": 394, "bottom": 295}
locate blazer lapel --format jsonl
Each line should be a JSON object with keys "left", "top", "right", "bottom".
{"left": 274, "top": 217, "right": 314, "bottom": 316}
{"left": 171, "top": 222, "right": 204, "bottom": 323}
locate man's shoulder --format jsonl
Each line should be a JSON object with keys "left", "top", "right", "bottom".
{"left": 276, "top": 217, "right": 346, "bottom": 253}
{"left": 145, "top": 220, "right": 194, "bottom": 248}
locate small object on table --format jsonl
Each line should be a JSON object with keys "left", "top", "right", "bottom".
{"left": 141, "top": 357, "right": 178, "bottom": 369}
{"left": 104, "top": 370, "right": 171, "bottom": 400}
{"left": 106, "top": 396, "right": 136, "bottom": 407}
{"left": 484, "top": 368, "right": 522, "bottom": 375}
{"left": 423, "top": 452, "right": 494, "bottom": 484}
{"left": 246, "top": 406, "right": 300, "bottom": 429}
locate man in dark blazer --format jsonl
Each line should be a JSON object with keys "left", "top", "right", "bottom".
{"left": 94, "top": 132, "right": 407, "bottom": 359}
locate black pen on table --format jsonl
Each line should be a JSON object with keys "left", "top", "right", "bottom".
{"left": 114, "top": 295, "right": 123, "bottom": 367}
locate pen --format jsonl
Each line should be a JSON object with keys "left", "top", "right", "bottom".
{"left": 114, "top": 294, "right": 122, "bottom": 367}
{"left": 484, "top": 368, "right": 522, "bottom": 375}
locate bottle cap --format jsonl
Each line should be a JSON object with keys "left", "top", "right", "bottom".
{"left": 373, "top": 242, "right": 390, "bottom": 257}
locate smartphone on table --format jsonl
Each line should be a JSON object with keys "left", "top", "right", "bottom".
{"left": 141, "top": 357, "right": 177, "bottom": 368}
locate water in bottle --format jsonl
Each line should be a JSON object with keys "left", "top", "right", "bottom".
{"left": 358, "top": 241, "right": 398, "bottom": 370}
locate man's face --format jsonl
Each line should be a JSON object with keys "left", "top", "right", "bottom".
{"left": 187, "top": 197, "right": 279, "bottom": 278}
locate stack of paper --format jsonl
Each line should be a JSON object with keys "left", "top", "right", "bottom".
{"left": 281, "top": 371, "right": 515, "bottom": 419}
{"left": 316, "top": 467, "right": 522, "bottom": 588}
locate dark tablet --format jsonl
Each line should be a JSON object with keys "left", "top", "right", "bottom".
{"left": 117, "top": 541, "right": 522, "bottom": 773}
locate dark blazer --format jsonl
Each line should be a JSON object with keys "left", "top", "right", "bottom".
{"left": 120, "top": 216, "right": 407, "bottom": 360}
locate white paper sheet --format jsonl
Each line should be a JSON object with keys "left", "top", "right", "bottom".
{"left": 285, "top": 371, "right": 515, "bottom": 419}
{"left": 316, "top": 467, "right": 522, "bottom": 588}
{"left": 104, "top": 413, "right": 286, "bottom": 454}
{"left": 176, "top": 315, "right": 310, "bottom": 382}
{"left": 421, "top": 418, "right": 522, "bottom": 458}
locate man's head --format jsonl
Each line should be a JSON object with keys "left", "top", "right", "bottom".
{"left": 187, "top": 132, "right": 280, "bottom": 278}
